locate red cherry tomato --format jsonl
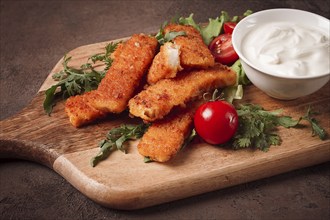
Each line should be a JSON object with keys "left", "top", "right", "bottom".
{"left": 223, "top": 22, "right": 237, "bottom": 34}
{"left": 209, "top": 33, "right": 239, "bottom": 65}
{"left": 194, "top": 100, "right": 238, "bottom": 145}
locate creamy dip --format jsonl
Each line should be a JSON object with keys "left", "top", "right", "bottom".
{"left": 242, "top": 22, "right": 330, "bottom": 77}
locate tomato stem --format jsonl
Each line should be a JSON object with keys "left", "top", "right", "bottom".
{"left": 202, "top": 89, "right": 224, "bottom": 102}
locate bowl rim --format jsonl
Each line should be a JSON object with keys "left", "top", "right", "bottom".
{"left": 232, "top": 8, "right": 330, "bottom": 80}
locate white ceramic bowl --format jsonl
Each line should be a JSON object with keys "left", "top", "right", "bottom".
{"left": 232, "top": 9, "right": 330, "bottom": 100}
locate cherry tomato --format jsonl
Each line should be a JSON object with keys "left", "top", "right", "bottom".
{"left": 223, "top": 22, "right": 237, "bottom": 34}
{"left": 194, "top": 100, "right": 238, "bottom": 145}
{"left": 209, "top": 33, "right": 239, "bottom": 65}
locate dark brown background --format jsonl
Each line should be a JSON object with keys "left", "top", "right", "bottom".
{"left": 0, "top": 0, "right": 329, "bottom": 219}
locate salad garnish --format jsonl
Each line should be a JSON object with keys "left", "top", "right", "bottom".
{"left": 43, "top": 42, "right": 119, "bottom": 115}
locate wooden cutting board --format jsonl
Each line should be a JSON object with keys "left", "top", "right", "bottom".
{"left": 1, "top": 38, "right": 329, "bottom": 210}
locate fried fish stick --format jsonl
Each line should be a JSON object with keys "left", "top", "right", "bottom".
{"left": 65, "top": 34, "right": 158, "bottom": 127}
{"left": 64, "top": 92, "right": 107, "bottom": 128}
{"left": 164, "top": 24, "right": 214, "bottom": 69}
{"left": 91, "top": 34, "right": 158, "bottom": 113}
{"left": 137, "top": 101, "right": 201, "bottom": 162}
{"left": 147, "top": 24, "right": 214, "bottom": 85}
{"left": 129, "top": 63, "right": 236, "bottom": 122}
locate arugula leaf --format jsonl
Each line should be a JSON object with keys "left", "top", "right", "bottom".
{"left": 91, "top": 124, "right": 149, "bottom": 167}
{"left": 43, "top": 85, "right": 59, "bottom": 115}
{"left": 89, "top": 42, "right": 119, "bottom": 73}
{"left": 43, "top": 42, "right": 119, "bottom": 115}
{"left": 181, "top": 128, "right": 197, "bottom": 150}
{"left": 155, "top": 24, "right": 186, "bottom": 45}
{"left": 164, "top": 31, "right": 186, "bottom": 43}
{"left": 155, "top": 21, "right": 168, "bottom": 43}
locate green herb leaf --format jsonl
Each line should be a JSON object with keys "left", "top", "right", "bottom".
{"left": 156, "top": 27, "right": 186, "bottom": 45}
{"left": 228, "top": 104, "right": 327, "bottom": 152}
{"left": 43, "top": 85, "right": 60, "bottom": 115}
{"left": 91, "top": 123, "right": 149, "bottom": 167}
{"left": 243, "top": 10, "right": 253, "bottom": 17}
{"left": 178, "top": 13, "right": 201, "bottom": 32}
{"left": 164, "top": 31, "right": 186, "bottom": 42}
{"left": 231, "top": 59, "right": 250, "bottom": 86}
{"left": 181, "top": 128, "right": 197, "bottom": 150}
{"left": 90, "top": 140, "right": 117, "bottom": 167}
{"left": 200, "top": 17, "right": 224, "bottom": 46}
{"left": 43, "top": 42, "right": 119, "bottom": 115}
{"left": 300, "top": 106, "right": 327, "bottom": 140}
{"left": 144, "top": 156, "right": 153, "bottom": 163}
{"left": 222, "top": 59, "right": 250, "bottom": 103}
{"left": 89, "top": 42, "right": 118, "bottom": 73}
{"left": 222, "top": 85, "right": 243, "bottom": 103}
{"left": 276, "top": 116, "right": 300, "bottom": 128}
{"left": 231, "top": 104, "right": 293, "bottom": 151}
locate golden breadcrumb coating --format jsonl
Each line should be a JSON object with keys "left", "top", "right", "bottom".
{"left": 164, "top": 24, "right": 214, "bottom": 69}
{"left": 147, "top": 24, "right": 215, "bottom": 85}
{"left": 91, "top": 34, "right": 158, "bottom": 113}
{"left": 65, "top": 34, "right": 158, "bottom": 127}
{"left": 137, "top": 101, "right": 202, "bottom": 162}
{"left": 128, "top": 63, "right": 236, "bottom": 122}
{"left": 64, "top": 92, "right": 106, "bottom": 128}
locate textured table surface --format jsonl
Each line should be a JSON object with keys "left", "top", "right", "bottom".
{"left": 1, "top": 0, "right": 329, "bottom": 219}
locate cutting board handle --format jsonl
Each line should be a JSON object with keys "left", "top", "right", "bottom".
{"left": 0, "top": 94, "right": 62, "bottom": 168}
{"left": 0, "top": 138, "right": 57, "bottom": 168}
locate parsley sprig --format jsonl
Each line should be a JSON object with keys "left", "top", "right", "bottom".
{"left": 43, "top": 42, "right": 119, "bottom": 115}
{"left": 230, "top": 104, "right": 327, "bottom": 151}
{"left": 90, "top": 124, "right": 149, "bottom": 167}
{"left": 300, "top": 106, "right": 327, "bottom": 140}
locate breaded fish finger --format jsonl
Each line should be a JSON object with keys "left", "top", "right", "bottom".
{"left": 147, "top": 24, "right": 215, "bottom": 85}
{"left": 128, "top": 63, "right": 236, "bottom": 122}
{"left": 65, "top": 92, "right": 107, "bottom": 127}
{"left": 164, "top": 24, "right": 214, "bottom": 69}
{"left": 137, "top": 106, "right": 195, "bottom": 162}
{"left": 91, "top": 34, "right": 158, "bottom": 113}
{"left": 65, "top": 34, "right": 158, "bottom": 127}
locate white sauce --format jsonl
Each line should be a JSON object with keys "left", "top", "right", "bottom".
{"left": 242, "top": 22, "right": 330, "bottom": 77}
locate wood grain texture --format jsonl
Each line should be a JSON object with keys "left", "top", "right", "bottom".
{"left": 0, "top": 39, "right": 329, "bottom": 209}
